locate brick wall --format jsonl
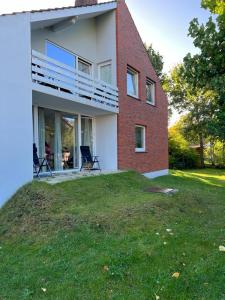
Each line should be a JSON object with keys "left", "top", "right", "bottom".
{"left": 116, "top": 0, "right": 168, "bottom": 173}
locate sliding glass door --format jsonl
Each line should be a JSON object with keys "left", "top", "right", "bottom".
{"left": 38, "top": 108, "right": 79, "bottom": 171}
{"left": 36, "top": 108, "right": 93, "bottom": 172}
{"left": 81, "top": 117, "right": 93, "bottom": 152}
{"left": 61, "top": 114, "right": 78, "bottom": 170}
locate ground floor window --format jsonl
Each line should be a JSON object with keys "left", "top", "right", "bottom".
{"left": 35, "top": 107, "right": 93, "bottom": 172}
{"left": 135, "top": 125, "right": 146, "bottom": 152}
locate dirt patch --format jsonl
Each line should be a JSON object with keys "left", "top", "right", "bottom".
{"left": 144, "top": 187, "right": 178, "bottom": 195}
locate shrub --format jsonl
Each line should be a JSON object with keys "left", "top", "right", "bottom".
{"left": 169, "top": 126, "right": 199, "bottom": 169}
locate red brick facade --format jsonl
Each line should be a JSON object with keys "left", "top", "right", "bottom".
{"left": 116, "top": 0, "right": 168, "bottom": 173}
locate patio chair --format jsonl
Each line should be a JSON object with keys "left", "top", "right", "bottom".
{"left": 80, "top": 146, "right": 101, "bottom": 171}
{"left": 33, "top": 143, "right": 53, "bottom": 178}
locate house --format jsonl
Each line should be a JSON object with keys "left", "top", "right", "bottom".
{"left": 0, "top": 0, "right": 168, "bottom": 206}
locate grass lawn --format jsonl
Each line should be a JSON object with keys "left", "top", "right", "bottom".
{"left": 0, "top": 169, "right": 224, "bottom": 300}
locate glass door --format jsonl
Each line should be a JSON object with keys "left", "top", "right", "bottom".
{"left": 38, "top": 108, "right": 79, "bottom": 172}
{"left": 61, "top": 114, "right": 78, "bottom": 170}
{"left": 81, "top": 117, "right": 93, "bottom": 153}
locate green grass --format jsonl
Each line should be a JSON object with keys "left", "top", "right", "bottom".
{"left": 0, "top": 169, "right": 224, "bottom": 300}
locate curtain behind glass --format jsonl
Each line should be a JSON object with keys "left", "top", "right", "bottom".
{"left": 100, "top": 64, "right": 112, "bottom": 84}
{"left": 38, "top": 108, "right": 45, "bottom": 159}
{"left": 54, "top": 112, "right": 63, "bottom": 171}
{"left": 82, "top": 118, "right": 93, "bottom": 152}
{"left": 131, "top": 73, "right": 137, "bottom": 95}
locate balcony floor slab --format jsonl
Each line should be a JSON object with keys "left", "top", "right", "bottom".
{"left": 32, "top": 87, "right": 118, "bottom": 117}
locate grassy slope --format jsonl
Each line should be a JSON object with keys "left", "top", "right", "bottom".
{"left": 0, "top": 169, "right": 224, "bottom": 300}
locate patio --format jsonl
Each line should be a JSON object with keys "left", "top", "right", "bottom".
{"left": 37, "top": 170, "right": 122, "bottom": 185}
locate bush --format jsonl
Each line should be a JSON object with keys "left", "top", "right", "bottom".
{"left": 169, "top": 127, "right": 200, "bottom": 169}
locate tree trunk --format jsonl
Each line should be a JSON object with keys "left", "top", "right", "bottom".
{"left": 222, "top": 142, "right": 225, "bottom": 167}
{"left": 210, "top": 140, "right": 215, "bottom": 167}
{"left": 199, "top": 133, "right": 205, "bottom": 168}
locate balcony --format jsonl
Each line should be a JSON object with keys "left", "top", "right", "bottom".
{"left": 31, "top": 50, "right": 119, "bottom": 113}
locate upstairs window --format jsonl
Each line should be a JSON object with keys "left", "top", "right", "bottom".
{"left": 46, "top": 41, "right": 76, "bottom": 68}
{"left": 127, "top": 66, "right": 139, "bottom": 98}
{"left": 146, "top": 78, "right": 156, "bottom": 105}
{"left": 46, "top": 41, "right": 93, "bottom": 76}
{"left": 99, "top": 62, "right": 112, "bottom": 84}
{"left": 78, "top": 58, "right": 92, "bottom": 75}
{"left": 135, "top": 125, "right": 146, "bottom": 152}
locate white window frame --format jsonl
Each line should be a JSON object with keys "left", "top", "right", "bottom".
{"left": 127, "top": 66, "right": 139, "bottom": 99}
{"left": 78, "top": 57, "right": 93, "bottom": 76}
{"left": 98, "top": 60, "right": 112, "bottom": 85}
{"left": 135, "top": 125, "right": 146, "bottom": 152}
{"left": 146, "top": 78, "right": 156, "bottom": 105}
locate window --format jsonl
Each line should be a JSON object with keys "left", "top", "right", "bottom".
{"left": 78, "top": 58, "right": 92, "bottom": 75}
{"left": 127, "top": 66, "right": 139, "bottom": 98}
{"left": 46, "top": 41, "right": 93, "bottom": 75}
{"left": 146, "top": 78, "right": 156, "bottom": 105}
{"left": 135, "top": 125, "right": 146, "bottom": 152}
{"left": 99, "top": 62, "right": 112, "bottom": 84}
{"left": 46, "top": 41, "right": 76, "bottom": 67}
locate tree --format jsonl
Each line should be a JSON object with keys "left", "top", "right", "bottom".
{"left": 183, "top": 17, "right": 225, "bottom": 98}
{"left": 145, "top": 44, "right": 164, "bottom": 80}
{"left": 166, "top": 64, "right": 216, "bottom": 167}
{"left": 201, "top": 0, "right": 225, "bottom": 15}
{"left": 183, "top": 2, "right": 225, "bottom": 143}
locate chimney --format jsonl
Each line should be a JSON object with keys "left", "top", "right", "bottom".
{"left": 75, "top": 0, "right": 98, "bottom": 7}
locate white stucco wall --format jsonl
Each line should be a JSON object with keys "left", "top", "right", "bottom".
{"left": 0, "top": 14, "right": 33, "bottom": 207}
{"left": 0, "top": 7, "right": 118, "bottom": 207}
{"left": 31, "top": 18, "right": 97, "bottom": 63}
{"left": 31, "top": 10, "right": 117, "bottom": 85}
{"left": 96, "top": 11, "right": 117, "bottom": 85}
{"left": 95, "top": 114, "right": 118, "bottom": 170}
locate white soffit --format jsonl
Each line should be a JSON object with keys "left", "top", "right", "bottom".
{"left": 30, "top": 2, "right": 117, "bottom": 29}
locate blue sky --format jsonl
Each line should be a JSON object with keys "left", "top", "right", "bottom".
{"left": 124, "top": 0, "right": 211, "bottom": 72}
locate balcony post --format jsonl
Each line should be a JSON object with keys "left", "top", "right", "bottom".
{"left": 78, "top": 114, "right": 82, "bottom": 170}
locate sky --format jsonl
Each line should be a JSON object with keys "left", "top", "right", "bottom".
{"left": 0, "top": 0, "right": 211, "bottom": 124}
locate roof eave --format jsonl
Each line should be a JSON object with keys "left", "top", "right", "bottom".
{"left": 0, "top": 1, "right": 117, "bottom": 19}
{"left": 31, "top": 2, "right": 117, "bottom": 23}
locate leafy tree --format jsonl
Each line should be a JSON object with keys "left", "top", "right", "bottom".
{"left": 205, "top": 139, "right": 225, "bottom": 167}
{"left": 145, "top": 44, "right": 164, "bottom": 80}
{"left": 166, "top": 64, "right": 216, "bottom": 167}
{"left": 183, "top": 17, "right": 225, "bottom": 98}
{"left": 201, "top": 0, "right": 225, "bottom": 15}
{"left": 183, "top": 1, "right": 225, "bottom": 143}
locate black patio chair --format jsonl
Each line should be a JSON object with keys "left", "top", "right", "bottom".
{"left": 33, "top": 143, "right": 53, "bottom": 178}
{"left": 80, "top": 146, "right": 101, "bottom": 171}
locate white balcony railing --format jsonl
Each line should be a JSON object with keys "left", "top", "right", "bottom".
{"left": 31, "top": 50, "right": 119, "bottom": 110}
